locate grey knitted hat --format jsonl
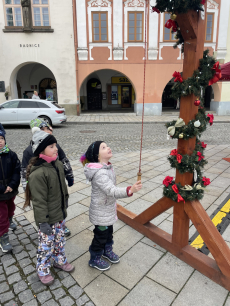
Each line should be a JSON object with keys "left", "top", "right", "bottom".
{"left": 32, "top": 127, "right": 57, "bottom": 156}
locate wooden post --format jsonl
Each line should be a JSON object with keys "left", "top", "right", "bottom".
{"left": 117, "top": 3, "right": 230, "bottom": 291}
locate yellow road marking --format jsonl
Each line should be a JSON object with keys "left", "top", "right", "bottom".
{"left": 191, "top": 200, "right": 230, "bottom": 249}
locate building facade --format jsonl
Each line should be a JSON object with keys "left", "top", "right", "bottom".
{"left": 0, "top": 0, "right": 77, "bottom": 115}
{"left": 75, "top": 0, "right": 227, "bottom": 115}
{"left": 0, "top": 0, "right": 228, "bottom": 116}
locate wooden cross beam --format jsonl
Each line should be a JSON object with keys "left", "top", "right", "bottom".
{"left": 117, "top": 4, "right": 230, "bottom": 290}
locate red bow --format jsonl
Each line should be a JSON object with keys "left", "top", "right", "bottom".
{"left": 170, "top": 149, "right": 178, "bottom": 156}
{"left": 152, "top": 6, "right": 160, "bottom": 14}
{"left": 176, "top": 154, "right": 182, "bottom": 164}
{"left": 165, "top": 19, "right": 177, "bottom": 32}
{"left": 207, "top": 113, "right": 214, "bottom": 126}
{"left": 201, "top": 142, "right": 207, "bottom": 148}
{"left": 173, "top": 71, "right": 183, "bottom": 83}
{"left": 197, "top": 151, "right": 204, "bottom": 161}
{"left": 172, "top": 184, "right": 185, "bottom": 203}
{"left": 201, "top": 0, "right": 206, "bottom": 4}
{"left": 209, "top": 62, "right": 222, "bottom": 85}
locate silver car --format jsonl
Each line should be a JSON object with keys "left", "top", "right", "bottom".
{"left": 0, "top": 99, "right": 67, "bottom": 126}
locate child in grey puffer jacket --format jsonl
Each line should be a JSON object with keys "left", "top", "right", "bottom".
{"left": 81, "top": 141, "right": 142, "bottom": 271}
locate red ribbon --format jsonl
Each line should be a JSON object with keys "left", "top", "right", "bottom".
{"left": 152, "top": 6, "right": 160, "bottom": 14}
{"left": 201, "top": 0, "right": 206, "bottom": 4}
{"left": 207, "top": 113, "right": 214, "bottom": 126}
{"left": 173, "top": 71, "right": 183, "bottom": 83}
{"left": 172, "top": 184, "right": 185, "bottom": 203}
{"left": 165, "top": 19, "right": 177, "bottom": 32}
{"left": 209, "top": 62, "right": 222, "bottom": 85}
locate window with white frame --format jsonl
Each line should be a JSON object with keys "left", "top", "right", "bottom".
{"left": 4, "top": 0, "right": 23, "bottom": 27}
{"left": 32, "top": 0, "right": 50, "bottom": 26}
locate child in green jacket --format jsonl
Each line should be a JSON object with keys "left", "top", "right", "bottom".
{"left": 24, "top": 127, "right": 74, "bottom": 286}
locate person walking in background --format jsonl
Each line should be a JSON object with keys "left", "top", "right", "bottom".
{"left": 32, "top": 91, "right": 40, "bottom": 100}
{"left": 21, "top": 118, "right": 74, "bottom": 237}
{"left": 0, "top": 124, "right": 21, "bottom": 253}
{"left": 24, "top": 127, "right": 74, "bottom": 286}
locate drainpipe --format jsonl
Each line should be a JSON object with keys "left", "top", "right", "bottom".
{"left": 72, "top": 0, "right": 80, "bottom": 116}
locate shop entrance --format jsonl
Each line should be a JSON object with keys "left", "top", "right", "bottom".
{"left": 87, "top": 78, "right": 102, "bottom": 110}
{"left": 121, "top": 86, "right": 132, "bottom": 108}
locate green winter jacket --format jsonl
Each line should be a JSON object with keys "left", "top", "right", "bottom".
{"left": 28, "top": 159, "right": 69, "bottom": 226}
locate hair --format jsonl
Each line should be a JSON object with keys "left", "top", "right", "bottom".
{"left": 34, "top": 91, "right": 38, "bottom": 94}
{"left": 23, "top": 156, "right": 39, "bottom": 209}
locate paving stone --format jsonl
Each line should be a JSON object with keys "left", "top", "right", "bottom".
{"left": 25, "top": 228, "right": 36, "bottom": 235}
{"left": 0, "top": 274, "right": 6, "bottom": 281}
{"left": 119, "top": 277, "right": 176, "bottom": 306}
{"left": 9, "top": 233, "right": 17, "bottom": 240}
{"left": 19, "top": 220, "right": 30, "bottom": 226}
{"left": 18, "top": 233, "right": 28, "bottom": 240}
{"left": 3, "top": 258, "right": 16, "bottom": 268}
{"left": 25, "top": 244, "right": 36, "bottom": 251}
{"left": 8, "top": 272, "right": 22, "bottom": 285}
{"left": 106, "top": 242, "right": 163, "bottom": 290}
{"left": 16, "top": 216, "right": 26, "bottom": 221}
{"left": 85, "top": 302, "right": 95, "bottom": 306}
{"left": 76, "top": 295, "right": 90, "bottom": 306}
{"left": 23, "top": 264, "right": 36, "bottom": 275}
{"left": 0, "top": 281, "right": 10, "bottom": 293}
{"left": 147, "top": 253, "right": 194, "bottom": 293}
{"left": 31, "top": 281, "right": 46, "bottom": 294}
{"left": 5, "top": 265, "right": 19, "bottom": 276}
{"left": 0, "top": 266, "right": 3, "bottom": 274}
{"left": 37, "top": 291, "right": 52, "bottom": 304}
{"left": 18, "top": 289, "right": 34, "bottom": 304}
{"left": 172, "top": 271, "right": 228, "bottom": 306}
{"left": 141, "top": 237, "right": 166, "bottom": 253}
{"left": 27, "top": 272, "right": 39, "bottom": 284}
{"left": 1, "top": 254, "right": 13, "bottom": 261}
{"left": 21, "top": 238, "right": 31, "bottom": 245}
{"left": 15, "top": 251, "right": 29, "bottom": 261}
{"left": 13, "top": 280, "right": 28, "bottom": 294}
{"left": 68, "top": 284, "right": 84, "bottom": 300}
{"left": 33, "top": 239, "right": 39, "bottom": 246}
{"left": 0, "top": 291, "right": 15, "bottom": 304}
{"left": 61, "top": 275, "right": 76, "bottom": 289}
{"left": 57, "top": 270, "right": 69, "bottom": 280}
{"left": 59, "top": 296, "right": 75, "bottom": 306}
{"left": 14, "top": 228, "right": 24, "bottom": 235}
{"left": 52, "top": 287, "right": 66, "bottom": 300}
{"left": 42, "top": 299, "right": 59, "bottom": 306}
{"left": 29, "top": 249, "right": 37, "bottom": 258}
{"left": 85, "top": 274, "right": 128, "bottom": 306}
{"left": 19, "top": 258, "right": 32, "bottom": 268}
{"left": 23, "top": 224, "right": 33, "bottom": 231}
{"left": 5, "top": 300, "right": 18, "bottom": 306}
{"left": 11, "top": 240, "right": 20, "bottom": 248}
{"left": 49, "top": 279, "right": 62, "bottom": 290}
{"left": 22, "top": 299, "right": 38, "bottom": 306}
{"left": 30, "top": 233, "right": 38, "bottom": 240}
{"left": 12, "top": 245, "right": 24, "bottom": 254}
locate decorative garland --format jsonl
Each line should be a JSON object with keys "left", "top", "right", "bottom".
{"left": 168, "top": 139, "right": 208, "bottom": 175}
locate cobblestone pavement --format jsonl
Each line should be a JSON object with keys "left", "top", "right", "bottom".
{"left": 2, "top": 123, "right": 230, "bottom": 306}
{"left": 3, "top": 122, "right": 230, "bottom": 161}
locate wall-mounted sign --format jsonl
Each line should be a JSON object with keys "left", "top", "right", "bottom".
{"left": 0, "top": 81, "right": 5, "bottom": 93}
{"left": 111, "top": 77, "right": 131, "bottom": 84}
{"left": 20, "top": 44, "right": 40, "bottom": 47}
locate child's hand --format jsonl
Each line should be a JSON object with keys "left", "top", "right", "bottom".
{"left": 130, "top": 181, "right": 142, "bottom": 194}
{"left": 4, "top": 186, "right": 12, "bottom": 194}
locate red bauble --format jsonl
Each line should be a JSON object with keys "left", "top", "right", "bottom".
{"left": 194, "top": 100, "right": 200, "bottom": 106}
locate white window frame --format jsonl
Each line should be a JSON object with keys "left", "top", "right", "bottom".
{"left": 205, "top": 1, "right": 219, "bottom": 53}
{"left": 3, "top": 0, "right": 23, "bottom": 27}
{"left": 32, "top": 0, "right": 50, "bottom": 27}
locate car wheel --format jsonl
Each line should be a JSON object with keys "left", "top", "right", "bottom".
{"left": 38, "top": 116, "right": 52, "bottom": 127}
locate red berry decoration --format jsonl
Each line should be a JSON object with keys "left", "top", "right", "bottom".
{"left": 194, "top": 100, "right": 200, "bottom": 106}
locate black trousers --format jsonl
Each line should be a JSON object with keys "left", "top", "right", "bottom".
{"left": 90, "top": 225, "right": 113, "bottom": 255}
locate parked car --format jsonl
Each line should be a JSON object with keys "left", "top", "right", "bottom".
{"left": 0, "top": 99, "right": 67, "bottom": 126}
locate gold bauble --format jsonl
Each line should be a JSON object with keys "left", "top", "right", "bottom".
{"left": 179, "top": 133, "right": 184, "bottom": 139}
{"left": 171, "top": 13, "right": 177, "bottom": 20}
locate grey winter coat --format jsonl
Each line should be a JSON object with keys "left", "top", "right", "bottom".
{"left": 84, "top": 163, "right": 129, "bottom": 226}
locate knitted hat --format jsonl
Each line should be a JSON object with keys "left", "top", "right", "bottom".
{"left": 85, "top": 141, "right": 104, "bottom": 163}
{"left": 30, "top": 118, "right": 53, "bottom": 131}
{"left": 32, "top": 127, "right": 57, "bottom": 156}
{"left": 0, "top": 123, "right": 6, "bottom": 140}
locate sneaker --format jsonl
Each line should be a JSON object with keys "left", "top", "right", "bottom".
{"left": 102, "top": 246, "right": 120, "bottom": 264}
{"left": 64, "top": 227, "right": 71, "bottom": 237}
{"left": 89, "top": 256, "right": 110, "bottom": 271}
{"left": 0, "top": 233, "right": 13, "bottom": 253}
{"left": 53, "top": 262, "right": 75, "bottom": 273}
{"left": 38, "top": 273, "right": 54, "bottom": 286}
{"left": 9, "top": 217, "right": 17, "bottom": 231}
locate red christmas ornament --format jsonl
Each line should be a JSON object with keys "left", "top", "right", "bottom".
{"left": 163, "top": 176, "right": 173, "bottom": 187}
{"left": 194, "top": 100, "right": 200, "bottom": 106}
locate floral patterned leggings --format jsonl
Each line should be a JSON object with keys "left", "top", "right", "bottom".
{"left": 37, "top": 220, "right": 67, "bottom": 276}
